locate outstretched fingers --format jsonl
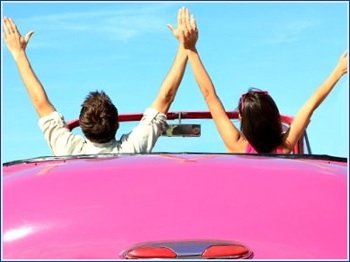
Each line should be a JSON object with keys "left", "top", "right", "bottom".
{"left": 178, "top": 7, "right": 184, "bottom": 29}
{"left": 167, "top": 7, "right": 186, "bottom": 40}
{"left": 181, "top": 8, "right": 197, "bottom": 35}
{"left": 180, "top": 7, "right": 198, "bottom": 50}
{"left": 190, "top": 14, "right": 197, "bottom": 31}
{"left": 178, "top": 6, "right": 190, "bottom": 31}
{"left": 3, "top": 17, "right": 18, "bottom": 36}
{"left": 168, "top": 7, "right": 198, "bottom": 49}
{"left": 3, "top": 17, "right": 11, "bottom": 38}
{"left": 3, "top": 17, "right": 34, "bottom": 57}
{"left": 3, "top": 17, "right": 23, "bottom": 43}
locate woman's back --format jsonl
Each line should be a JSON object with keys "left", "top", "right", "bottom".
{"left": 246, "top": 142, "right": 284, "bottom": 154}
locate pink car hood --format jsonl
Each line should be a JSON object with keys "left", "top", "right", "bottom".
{"left": 2, "top": 153, "right": 348, "bottom": 259}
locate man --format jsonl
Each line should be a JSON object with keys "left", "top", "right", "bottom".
{"left": 3, "top": 9, "right": 188, "bottom": 155}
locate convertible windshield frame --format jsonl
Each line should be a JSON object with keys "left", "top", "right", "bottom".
{"left": 66, "top": 111, "right": 311, "bottom": 154}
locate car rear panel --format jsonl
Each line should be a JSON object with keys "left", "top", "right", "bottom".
{"left": 2, "top": 154, "right": 347, "bottom": 259}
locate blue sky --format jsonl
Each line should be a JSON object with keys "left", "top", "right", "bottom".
{"left": 1, "top": 1, "right": 348, "bottom": 162}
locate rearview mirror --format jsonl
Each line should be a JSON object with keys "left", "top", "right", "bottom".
{"left": 162, "top": 124, "right": 201, "bottom": 137}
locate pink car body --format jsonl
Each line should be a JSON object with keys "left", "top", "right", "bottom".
{"left": 2, "top": 111, "right": 348, "bottom": 259}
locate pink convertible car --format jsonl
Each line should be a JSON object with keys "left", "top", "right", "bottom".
{"left": 2, "top": 111, "right": 348, "bottom": 259}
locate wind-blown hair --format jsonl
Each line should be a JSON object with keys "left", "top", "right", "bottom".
{"left": 79, "top": 91, "right": 119, "bottom": 143}
{"left": 238, "top": 88, "right": 283, "bottom": 153}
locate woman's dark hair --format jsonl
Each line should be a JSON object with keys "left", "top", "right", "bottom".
{"left": 79, "top": 91, "right": 119, "bottom": 143}
{"left": 238, "top": 88, "right": 283, "bottom": 153}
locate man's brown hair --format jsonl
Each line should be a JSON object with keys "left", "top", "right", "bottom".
{"left": 79, "top": 91, "right": 119, "bottom": 143}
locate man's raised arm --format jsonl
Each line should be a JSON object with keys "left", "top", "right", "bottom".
{"left": 3, "top": 17, "right": 55, "bottom": 118}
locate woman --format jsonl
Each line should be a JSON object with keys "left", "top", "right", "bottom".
{"left": 171, "top": 7, "right": 348, "bottom": 154}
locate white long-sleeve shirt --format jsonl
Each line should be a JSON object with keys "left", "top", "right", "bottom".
{"left": 38, "top": 108, "right": 167, "bottom": 156}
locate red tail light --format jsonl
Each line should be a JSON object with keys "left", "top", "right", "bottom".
{"left": 202, "top": 245, "right": 249, "bottom": 258}
{"left": 122, "top": 240, "right": 253, "bottom": 259}
{"left": 125, "top": 246, "right": 177, "bottom": 259}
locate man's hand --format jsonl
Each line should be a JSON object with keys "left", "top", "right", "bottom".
{"left": 167, "top": 7, "right": 198, "bottom": 50}
{"left": 3, "top": 17, "right": 34, "bottom": 60}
